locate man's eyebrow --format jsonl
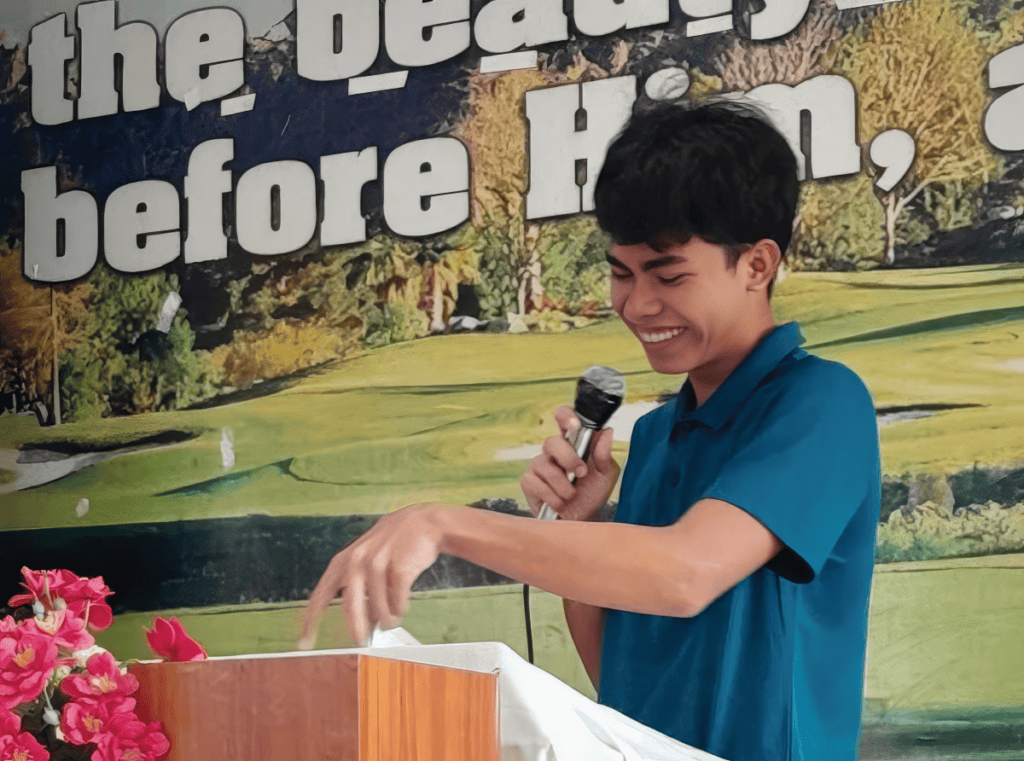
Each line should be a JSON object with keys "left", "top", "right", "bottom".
{"left": 605, "top": 253, "right": 687, "bottom": 272}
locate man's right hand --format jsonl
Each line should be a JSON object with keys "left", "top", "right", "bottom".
{"left": 520, "top": 405, "right": 620, "bottom": 522}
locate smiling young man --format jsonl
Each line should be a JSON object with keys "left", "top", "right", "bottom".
{"left": 302, "top": 101, "right": 881, "bottom": 761}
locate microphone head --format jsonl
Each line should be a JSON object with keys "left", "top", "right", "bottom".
{"left": 574, "top": 366, "right": 626, "bottom": 429}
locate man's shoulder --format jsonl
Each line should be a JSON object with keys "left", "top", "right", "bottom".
{"left": 761, "top": 350, "right": 874, "bottom": 411}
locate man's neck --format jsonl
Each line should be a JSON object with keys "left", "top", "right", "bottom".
{"left": 688, "top": 314, "right": 776, "bottom": 406}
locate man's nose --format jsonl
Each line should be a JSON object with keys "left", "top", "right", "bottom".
{"left": 621, "top": 279, "right": 662, "bottom": 322}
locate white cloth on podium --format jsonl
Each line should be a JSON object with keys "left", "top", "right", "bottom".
{"left": 352, "top": 627, "right": 725, "bottom": 761}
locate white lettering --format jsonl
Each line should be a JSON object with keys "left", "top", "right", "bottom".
{"left": 76, "top": 0, "right": 160, "bottom": 119}
{"left": 475, "top": 0, "right": 568, "bottom": 54}
{"left": 383, "top": 138, "right": 469, "bottom": 236}
{"left": 747, "top": 0, "right": 810, "bottom": 40}
{"left": 297, "top": 0, "right": 379, "bottom": 81}
{"left": 236, "top": 161, "right": 318, "bottom": 255}
{"left": 321, "top": 148, "right": 378, "bottom": 246}
{"left": 21, "top": 167, "right": 98, "bottom": 283}
{"left": 27, "top": 15, "right": 76, "bottom": 126}
{"left": 385, "top": 0, "right": 471, "bottom": 67}
{"left": 745, "top": 75, "right": 860, "bottom": 180}
{"left": 166, "top": 9, "right": 245, "bottom": 108}
{"left": 678, "top": 0, "right": 730, "bottom": 16}
{"left": 525, "top": 77, "right": 637, "bottom": 219}
{"left": 574, "top": 0, "right": 668, "bottom": 37}
{"left": 184, "top": 139, "right": 234, "bottom": 264}
{"left": 869, "top": 129, "right": 915, "bottom": 192}
{"left": 985, "top": 43, "right": 1024, "bottom": 152}
{"left": 104, "top": 181, "right": 181, "bottom": 273}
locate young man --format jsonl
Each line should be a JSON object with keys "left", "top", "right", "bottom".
{"left": 301, "top": 101, "right": 881, "bottom": 761}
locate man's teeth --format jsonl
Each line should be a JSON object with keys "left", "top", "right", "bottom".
{"left": 639, "top": 328, "right": 683, "bottom": 343}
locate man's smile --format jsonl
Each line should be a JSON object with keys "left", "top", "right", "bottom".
{"left": 637, "top": 327, "right": 686, "bottom": 344}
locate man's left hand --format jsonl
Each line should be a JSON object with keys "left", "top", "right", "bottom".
{"left": 299, "top": 503, "right": 445, "bottom": 649}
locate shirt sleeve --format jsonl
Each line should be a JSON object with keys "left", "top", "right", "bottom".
{"left": 700, "top": 361, "right": 879, "bottom": 584}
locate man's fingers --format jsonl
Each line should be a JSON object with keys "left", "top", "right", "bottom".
{"left": 591, "top": 428, "right": 615, "bottom": 474}
{"left": 519, "top": 471, "right": 545, "bottom": 515}
{"left": 342, "top": 574, "right": 370, "bottom": 647}
{"left": 542, "top": 435, "right": 587, "bottom": 479}
{"left": 297, "top": 617, "right": 319, "bottom": 651}
{"left": 300, "top": 555, "right": 346, "bottom": 648}
{"left": 536, "top": 454, "right": 581, "bottom": 500}
{"left": 389, "top": 566, "right": 417, "bottom": 622}
{"left": 520, "top": 471, "right": 570, "bottom": 515}
{"left": 553, "top": 405, "right": 579, "bottom": 436}
{"left": 366, "top": 557, "right": 395, "bottom": 632}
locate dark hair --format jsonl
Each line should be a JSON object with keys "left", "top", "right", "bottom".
{"left": 594, "top": 100, "right": 800, "bottom": 267}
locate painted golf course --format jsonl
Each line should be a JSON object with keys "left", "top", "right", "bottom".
{"left": 3, "top": 263, "right": 1024, "bottom": 757}
{"left": 3, "top": 263, "right": 1024, "bottom": 526}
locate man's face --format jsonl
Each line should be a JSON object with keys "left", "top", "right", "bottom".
{"left": 608, "top": 237, "right": 753, "bottom": 376}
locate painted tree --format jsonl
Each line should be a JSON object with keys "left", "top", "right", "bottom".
{"left": 0, "top": 242, "right": 90, "bottom": 422}
{"left": 454, "top": 67, "right": 559, "bottom": 318}
{"left": 58, "top": 266, "right": 218, "bottom": 418}
{"left": 358, "top": 233, "right": 478, "bottom": 333}
{"left": 453, "top": 44, "right": 629, "bottom": 318}
{"left": 792, "top": 173, "right": 885, "bottom": 269}
{"left": 536, "top": 216, "right": 611, "bottom": 312}
{"left": 984, "top": 1, "right": 1024, "bottom": 52}
{"left": 836, "top": 0, "right": 998, "bottom": 265}
{"left": 719, "top": 0, "right": 844, "bottom": 91}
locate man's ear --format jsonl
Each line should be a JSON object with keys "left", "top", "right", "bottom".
{"left": 743, "top": 239, "right": 782, "bottom": 292}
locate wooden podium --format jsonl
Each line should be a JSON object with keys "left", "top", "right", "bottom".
{"left": 131, "top": 653, "right": 500, "bottom": 761}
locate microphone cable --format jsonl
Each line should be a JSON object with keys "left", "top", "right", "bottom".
{"left": 524, "top": 583, "right": 536, "bottom": 664}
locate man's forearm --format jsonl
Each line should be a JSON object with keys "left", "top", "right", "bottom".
{"left": 563, "top": 598, "right": 605, "bottom": 690}
{"left": 300, "top": 496, "right": 781, "bottom": 650}
{"left": 433, "top": 504, "right": 702, "bottom": 618}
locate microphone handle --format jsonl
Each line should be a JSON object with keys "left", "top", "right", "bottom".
{"left": 537, "top": 426, "right": 595, "bottom": 520}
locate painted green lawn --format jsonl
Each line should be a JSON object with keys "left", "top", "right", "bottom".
{"left": 866, "top": 553, "right": 1024, "bottom": 713}
{"left": 1, "top": 263, "right": 1023, "bottom": 529}
{"left": 779, "top": 266, "right": 1024, "bottom": 473}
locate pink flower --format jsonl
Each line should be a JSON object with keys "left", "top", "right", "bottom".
{"left": 60, "top": 696, "right": 136, "bottom": 745}
{"left": 144, "top": 618, "right": 206, "bottom": 662}
{"left": 90, "top": 713, "right": 169, "bottom": 761}
{"left": 9, "top": 568, "right": 114, "bottom": 632}
{"left": 0, "top": 710, "right": 48, "bottom": 761}
{"left": 0, "top": 616, "right": 59, "bottom": 711}
{"left": 64, "top": 576, "right": 114, "bottom": 632}
{"left": 9, "top": 568, "right": 79, "bottom": 610}
{"left": 25, "top": 610, "right": 94, "bottom": 654}
{"left": 1, "top": 709, "right": 21, "bottom": 735}
{"left": 62, "top": 653, "right": 138, "bottom": 701}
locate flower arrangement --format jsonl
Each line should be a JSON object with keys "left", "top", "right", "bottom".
{"left": 1, "top": 568, "right": 207, "bottom": 761}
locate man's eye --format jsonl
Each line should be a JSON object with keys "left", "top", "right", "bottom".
{"left": 659, "top": 273, "right": 689, "bottom": 285}
{"left": 610, "top": 271, "right": 632, "bottom": 280}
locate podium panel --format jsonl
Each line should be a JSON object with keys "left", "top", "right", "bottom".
{"left": 131, "top": 653, "right": 500, "bottom": 761}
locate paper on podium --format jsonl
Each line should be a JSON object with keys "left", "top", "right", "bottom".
{"left": 353, "top": 628, "right": 725, "bottom": 761}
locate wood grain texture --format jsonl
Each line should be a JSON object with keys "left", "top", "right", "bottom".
{"left": 132, "top": 654, "right": 361, "bottom": 761}
{"left": 131, "top": 654, "right": 498, "bottom": 761}
{"left": 359, "top": 657, "right": 500, "bottom": 761}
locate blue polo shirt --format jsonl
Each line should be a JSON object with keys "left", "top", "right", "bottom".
{"left": 598, "top": 322, "right": 880, "bottom": 761}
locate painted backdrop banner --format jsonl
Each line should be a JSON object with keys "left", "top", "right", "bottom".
{"left": 2, "top": 0, "right": 1023, "bottom": 755}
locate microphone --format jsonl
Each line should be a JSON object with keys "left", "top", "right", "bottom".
{"left": 537, "top": 366, "right": 626, "bottom": 520}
